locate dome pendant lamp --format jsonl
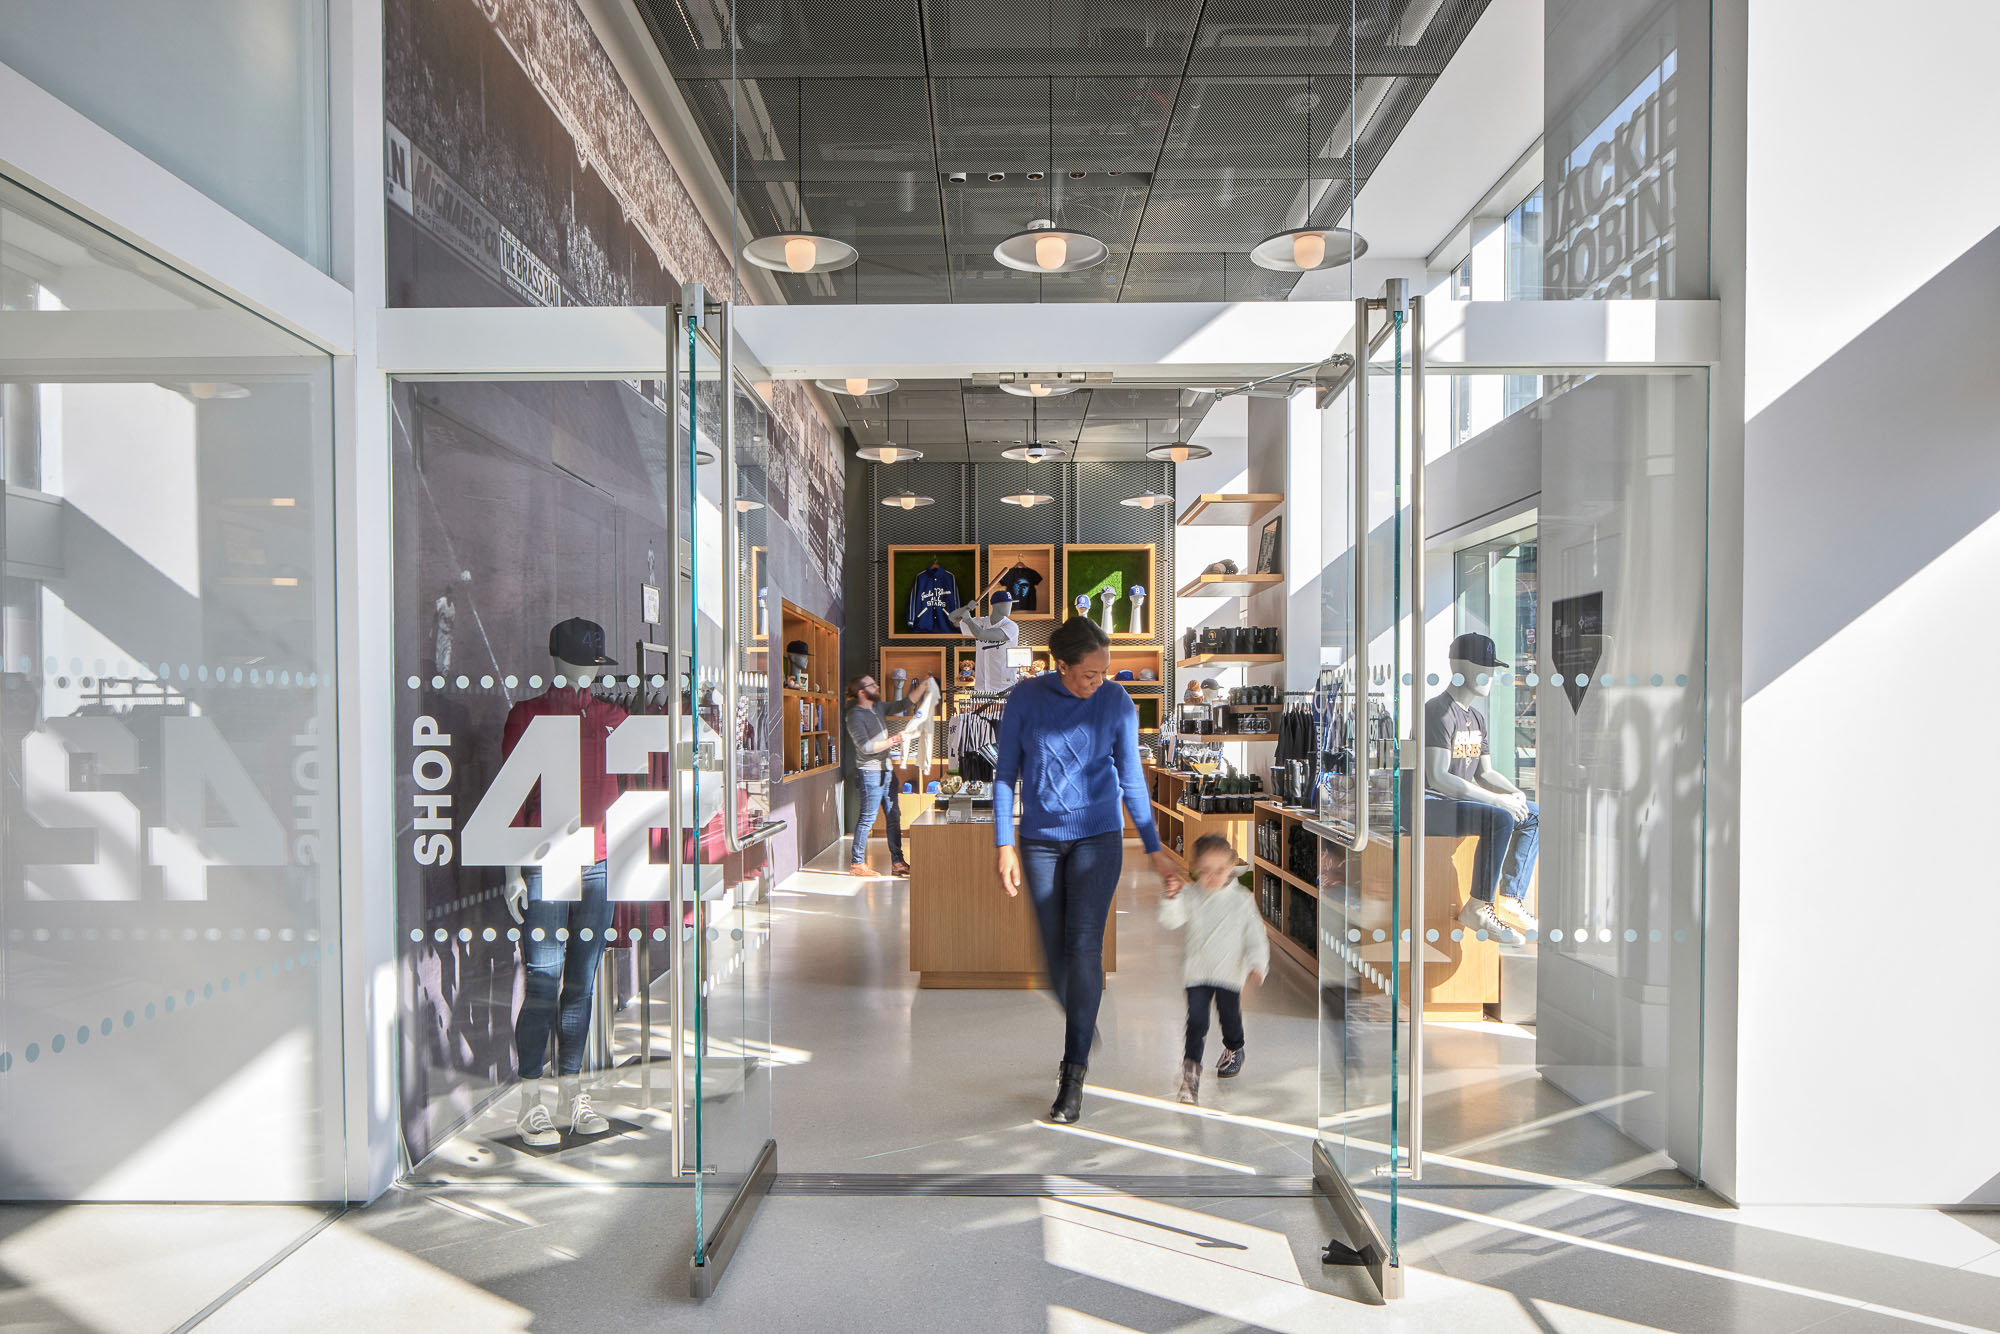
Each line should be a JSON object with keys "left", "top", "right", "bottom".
{"left": 860, "top": 409, "right": 924, "bottom": 467}
{"left": 1001, "top": 399, "right": 1057, "bottom": 507}
{"left": 994, "top": 80, "right": 1108, "bottom": 275}
{"left": 1251, "top": 77, "right": 1368, "bottom": 274}
{"left": 743, "top": 80, "right": 859, "bottom": 275}
{"left": 1143, "top": 392, "right": 1211, "bottom": 464}
{"left": 881, "top": 453, "right": 934, "bottom": 511}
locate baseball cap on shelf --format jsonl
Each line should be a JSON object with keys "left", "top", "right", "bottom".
{"left": 1446, "top": 632, "right": 1509, "bottom": 668}
{"left": 1115, "top": 670, "right": 1135, "bottom": 681}
{"left": 549, "top": 617, "right": 618, "bottom": 666}
{"left": 1202, "top": 559, "right": 1240, "bottom": 576}
{"left": 1138, "top": 668, "right": 1157, "bottom": 681}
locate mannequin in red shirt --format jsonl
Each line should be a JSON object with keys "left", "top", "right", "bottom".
{"left": 503, "top": 617, "right": 625, "bottom": 1148}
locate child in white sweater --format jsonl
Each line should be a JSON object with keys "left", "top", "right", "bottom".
{"left": 1159, "top": 833, "right": 1270, "bottom": 1104}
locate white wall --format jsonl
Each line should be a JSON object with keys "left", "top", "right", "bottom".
{"left": 1719, "top": 0, "right": 2000, "bottom": 1205}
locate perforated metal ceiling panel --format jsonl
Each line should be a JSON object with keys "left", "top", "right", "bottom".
{"left": 636, "top": 0, "right": 1493, "bottom": 305}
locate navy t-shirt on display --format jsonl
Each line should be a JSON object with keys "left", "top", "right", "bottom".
{"left": 995, "top": 562, "right": 1043, "bottom": 612}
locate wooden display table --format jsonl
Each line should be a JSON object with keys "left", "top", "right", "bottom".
{"left": 906, "top": 807, "right": 1118, "bottom": 989}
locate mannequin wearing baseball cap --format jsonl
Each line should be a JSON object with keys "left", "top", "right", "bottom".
{"left": 501, "top": 616, "right": 626, "bottom": 1146}
{"left": 951, "top": 580, "right": 1021, "bottom": 694}
{"left": 1423, "top": 631, "right": 1539, "bottom": 946}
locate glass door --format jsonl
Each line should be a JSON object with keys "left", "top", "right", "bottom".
{"left": 677, "top": 298, "right": 778, "bottom": 1296}
{"left": 1315, "top": 288, "right": 1422, "bottom": 1299}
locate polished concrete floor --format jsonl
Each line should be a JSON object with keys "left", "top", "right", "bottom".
{"left": 9, "top": 841, "right": 2000, "bottom": 1331}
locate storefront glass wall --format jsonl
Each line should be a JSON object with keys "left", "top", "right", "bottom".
{"left": 0, "top": 177, "right": 345, "bottom": 1202}
{"left": 0, "top": 1, "right": 333, "bottom": 272}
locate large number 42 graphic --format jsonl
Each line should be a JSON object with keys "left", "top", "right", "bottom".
{"left": 459, "top": 714, "right": 677, "bottom": 902}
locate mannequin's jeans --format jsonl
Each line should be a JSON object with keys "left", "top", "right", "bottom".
{"left": 850, "top": 768, "right": 906, "bottom": 866}
{"left": 1019, "top": 831, "right": 1123, "bottom": 1067}
{"left": 517, "top": 861, "right": 614, "bottom": 1078}
{"left": 1423, "top": 796, "right": 1539, "bottom": 904}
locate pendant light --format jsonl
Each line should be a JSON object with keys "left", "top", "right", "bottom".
{"left": 1143, "top": 392, "right": 1210, "bottom": 463}
{"left": 880, "top": 450, "right": 933, "bottom": 510}
{"left": 1000, "top": 398, "right": 1057, "bottom": 507}
{"left": 743, "top": 80, "right": 859, "bottom": 274}
{"left": 1119, "top": 492, "right": 1175, "bottom": 509}
{"left": 1001, "top": 442, "right": 1065, "bottom": 463}
{"left": 1001, "top": 378, "right": 1078, "bottom": 398}
{"left": 817, "top": 377, "right": 900, "bottom": 398}
{"left": 1250, "top": 77, "right": 1368, "bottom": 273}
{"left": 994, "top": 81, "right": 1108, "bottom": 274}
{"left": 860, "top": 405, "right": 924, "bottom": 468}
{"left": 1125, "top": 413, "right": 1181, "bottom": 509}
{"left": 857, "top": 444, "right": 923, "bottom": 464}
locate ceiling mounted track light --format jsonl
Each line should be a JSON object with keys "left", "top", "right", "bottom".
{"left": 816, "top": 377, "right": 899, "bottom": 397}
{"left": 742, "top": 79, "right": 859, "bottom": 275}
{"left": 857, "top": 444, "right": 923, "bottom": 464}
{"left": 1251, "top": 76, "right": 1368, "bottom": 274}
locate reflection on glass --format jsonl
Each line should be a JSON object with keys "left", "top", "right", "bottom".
{"left": 0, "top": 179, "right": 342, "bottom": 1200}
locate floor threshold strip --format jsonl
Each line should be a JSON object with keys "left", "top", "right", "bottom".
{"left": 768, "top": 1173, "right": 1317, "bottom": 1198}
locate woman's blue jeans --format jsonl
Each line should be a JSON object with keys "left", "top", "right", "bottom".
{"left": 517, "top": 861, "right": 614, "bottom": 1078}
{"left": 1019, "top": 831, "right": 1123, "bottom": 1067}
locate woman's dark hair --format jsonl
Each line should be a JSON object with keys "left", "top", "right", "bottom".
{"left": 1048, "top": 615, "right": 1112, "bottom": 666}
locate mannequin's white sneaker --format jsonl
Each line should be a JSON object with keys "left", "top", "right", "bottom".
{"left": 517, "top": 1099, "right": 560, "bottom": 1148}
{"left": 1500, "top": 899, "right": 1539, "bottom": 935}
{"left": 568, "top": 1086, "right": 609, "bottom": 1137}
{"left": 1459, "top": 900, "right": 1525, "bottom": 945}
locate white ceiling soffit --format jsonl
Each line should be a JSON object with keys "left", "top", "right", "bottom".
{"left": 1293, "top": 0, "right": 1544, "bottom": 298}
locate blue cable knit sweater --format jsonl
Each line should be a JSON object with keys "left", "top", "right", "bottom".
{"left": 992, "top": 672, "right": 1161, "bottom": 853}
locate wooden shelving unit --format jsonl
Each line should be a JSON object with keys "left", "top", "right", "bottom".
{"left": 1146, "top": 768, "right": 1257, "bottom": 868}
{"left": 1177, "top": 652, "right": 1283, "bottom": 668}
{"left": 781, "top": 601, "right": 840, "bottom": 782}
{"left": 1176, "top": 493, "right": 1284, "bottom": 528}
{"left": 1176, "top": 571, "right": 1284, "bottom": 599}
{"left": 1252, "top": 800, "right": 1323, "bottom": 974}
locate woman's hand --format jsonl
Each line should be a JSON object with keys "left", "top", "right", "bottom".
{"left": 1150, "top": 850, "right": 1184, "bottom": 895}
{"left": 998, "top": 845, "right": 1023, "bottom": 898}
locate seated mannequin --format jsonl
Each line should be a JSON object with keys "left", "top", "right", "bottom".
{"left": 1422, "top": 632, "right": 1539, "bottom": 945}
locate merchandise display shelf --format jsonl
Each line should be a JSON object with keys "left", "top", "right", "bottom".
{"left": 1176, "top": 571, "right": 1284, "bottom": 599}
{"left": 1178, "top": 732, "right": 1279, "bottom": 743}
{"left": 1176, "top": 493, "right": 1283, "bottom": 528}
{"left": 1177, "top": 653, "right": 1283, "bottom": 668}
{"left": 782, "top": 600, "right": 840, "bottom": 783}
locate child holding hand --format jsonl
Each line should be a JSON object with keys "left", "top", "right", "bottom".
{"left": 1159, "top": 833, "right": 1270, "bottom": 1104}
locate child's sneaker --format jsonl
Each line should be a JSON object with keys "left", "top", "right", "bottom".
{"left": 1176, "top": 1059, "right": 1201, "bottom": 1104}
{"left": 1217, "top": 1045, "right": 1246, "bottom": 1079}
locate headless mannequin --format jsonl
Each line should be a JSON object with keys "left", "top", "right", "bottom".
{"left": 1423, "top": 656, "right": 1538, "bottom": 939}
{"left": 505, "top": 654, "right": 616, "bottom": 1144}
{"left": 951, "top": 586, "right": 1020, "bottom": 693}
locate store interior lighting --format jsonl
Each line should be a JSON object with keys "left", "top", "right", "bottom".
{"left": 857, "top": 444, "right": 922, "bottom": 464}
{"left": 817, "top": 377, "right": 900, "bottom": 397}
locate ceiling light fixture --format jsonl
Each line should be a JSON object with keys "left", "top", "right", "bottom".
{"left": 1000, "top": 378, "right": 1078, "bottom": 398}
{"left": 857, "top": 444, "right": 923, "bottom": 465}
{"left": 1001, "top": 442, "right": 1066, "bottom": 463}
{"left": 882, "top": 490, "right": 934, "bottom": 510}
{"left": 1000, "top": 491, "right": 1055, "bottom": 508}
{"left": 1250, "top": 76, "right": 1369, "bottom": 274}
{"left": 1119, "top": 492, "right": 1175, "bottom": 510}
{"left": 994, "top": 81, "right": 1109, "bottom": 275}
{"left": 1145, "top": 442, "right": 1212, "bottom": 464}
{"left": 742, "top": 80, "right": 859, "bottom": 275}
{"left": 736, "top": 498, "right": 765, "bottom": 512}
{"left": 816, "top": 377, "right": 899, "bottom": 397}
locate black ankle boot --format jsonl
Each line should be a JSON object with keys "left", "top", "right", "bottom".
{"left": 1049, "top": 1061, "right": 1087, "bottom": 1124}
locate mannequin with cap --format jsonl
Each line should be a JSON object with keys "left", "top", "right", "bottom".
{"left": 951, "top": 581, "right": 1022, "bottom": 694}
{"left": 501, "top": 616, "right": 626, "bottom": 1147}
{"left": 1422, "top": 631, "right": 1539, "bottom": 945}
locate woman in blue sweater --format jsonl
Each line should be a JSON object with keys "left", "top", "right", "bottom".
{"left": 995, "top": 616, "right": 1185, "bottom": 1123}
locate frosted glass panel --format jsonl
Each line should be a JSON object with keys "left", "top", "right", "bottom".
{"left": 0, "top": 1, "right": 332, "bottom": 271}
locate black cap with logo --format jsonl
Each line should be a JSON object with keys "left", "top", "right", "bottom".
{"left": 1446, "top": 632, "right": 1508, "bottom": 668}
{"left": 549, "top": 617, "right": 618, "bottom": 666}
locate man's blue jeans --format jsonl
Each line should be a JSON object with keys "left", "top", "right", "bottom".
{"left": 850, "top": 767, "right": 905, "bottom": 866}
{"left": 1019, "top": 831, "right": 1123, "bottom": 1067}
{"left": 1423, "top": 796, "right": 1539, "bottom": 904}
{"left": 517, "top": 860, "right": 614, "bottom": 1078}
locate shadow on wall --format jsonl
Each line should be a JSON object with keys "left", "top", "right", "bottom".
{"left": 1743, "top": 222, "right": 2000, "bottom": 698}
